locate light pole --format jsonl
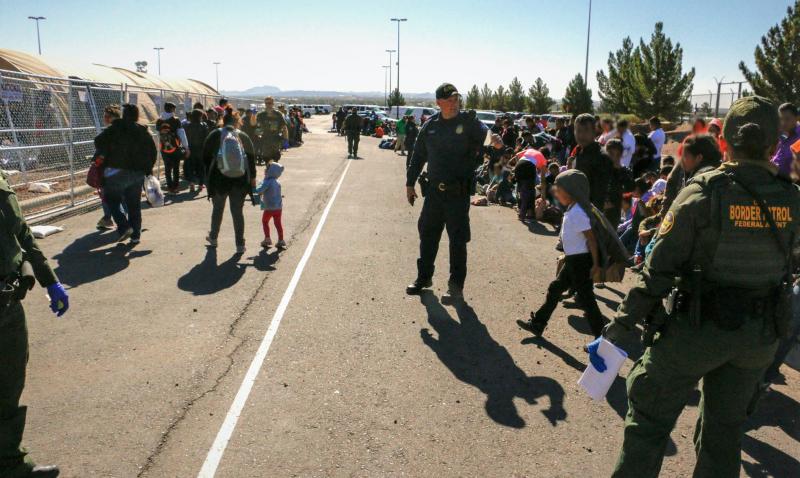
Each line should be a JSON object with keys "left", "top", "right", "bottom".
{"left": 390, "top": 18, "right": 407, "bottom": 119}
{"left": 213, "top": 62, "right": 221, "bottom": 91}
{"left": 382, "top": 65, "right": 390, "bottom": 107}
{"left": 28, "top": 16, "right": 45, "bottom": 55}
{"left": 584, "top": 0, "right": 592, "bottom": 84}
{"left": 153, "top": 47, "right": 164, "bottom": 75}
{"left": 386, "top": 49, "right": 396, "bottom": 106}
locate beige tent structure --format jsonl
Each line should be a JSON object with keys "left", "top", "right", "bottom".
{"left": 0, "top": 48, "right": 219, "bottom": 123}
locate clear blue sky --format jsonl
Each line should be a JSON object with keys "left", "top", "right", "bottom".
{"left": 0, "top": 0, "right": 793, "bottom": 97}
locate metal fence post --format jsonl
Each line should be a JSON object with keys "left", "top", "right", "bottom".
{"left": 0, "top": 72, "right": 27, "bottom": 185}
{"left": 67, "top": 80, "right": 75, "bottom": 207}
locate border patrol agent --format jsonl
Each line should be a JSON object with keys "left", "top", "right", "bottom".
{"left": 593, "top": 96, "right": 800, "bottom": 477}
{"left": 1, "top": 172, "right": 69, "bottom": 477}
{"left": 255, "top": 96, "right": 288, "bottom": 164}
{"left": 343, "top": 108, "right": 362, "bottom": 159}
{"left": 405, "top": 83, "right": 488, "bottom": 298}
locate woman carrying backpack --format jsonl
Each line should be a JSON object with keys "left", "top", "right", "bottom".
{"left": 202, "top": 108, "right": 257, "bottom": 254}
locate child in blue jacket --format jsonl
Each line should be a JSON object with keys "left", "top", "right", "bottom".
{"left": 255, "top": 162, "right": 285, "bottom": 249}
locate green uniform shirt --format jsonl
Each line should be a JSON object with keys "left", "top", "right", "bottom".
{"left": 614, "top": 160, "right": 800, "bottom": 329}
{"left": 0, "top": 174, "right": 58, "bottom": 287}
{"left": 255, "top": 110, "right": 288, "bottom": 141}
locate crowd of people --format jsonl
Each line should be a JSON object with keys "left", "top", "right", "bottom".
{"left": 91, "top": 96, "right": 303, "bottom": 254}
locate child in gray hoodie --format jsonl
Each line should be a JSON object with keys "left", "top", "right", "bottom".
{"left": 255, "top": 161, "right": 285, "bottom": 249}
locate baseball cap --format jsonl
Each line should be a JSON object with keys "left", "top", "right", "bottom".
{"left": 435, "top": 83, "right": 460, "bottom": 100}
{"left": 723, "top": 96, "right": 779, "bottom": 147}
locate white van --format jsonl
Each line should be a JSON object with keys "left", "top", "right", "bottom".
{"left": 315, "top": 105, "right": 332, "bottom": 114}
{"left": 343, "top": 104, "right": 383, "bottom": 114}
{"left": 398, "top": 106, "right": 438, "bottom": 124}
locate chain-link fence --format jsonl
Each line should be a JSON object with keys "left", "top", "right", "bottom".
{"left": 0, "top": 68, "right": 255, "bottom": 221}
{"left": 688, "top": 85, "right": 749, "bottom": 118}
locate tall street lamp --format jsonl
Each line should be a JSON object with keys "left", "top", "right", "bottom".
{"left": 153, "top": 47, "right": 164, "bottom": 75}
{"left": 382, "top": 65, "right": 390, "bottom": 107}
{"left": 386, "top": 49, "right": 396, "bottom": 106}
{"left": 213, "top": 62, "right": 221, "bottom": 92}
{"left": 28, "top": 16, "right": 45, "bottom": 55}
{"left": 584, "top": 0, "right": 592, "bottom": 85}
{"left": 390, "top": 18, "right": 407, "bottom": 119}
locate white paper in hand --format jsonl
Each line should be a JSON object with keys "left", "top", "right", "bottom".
{"left": 578, "top": 338, "right": 628, "bottom": 401}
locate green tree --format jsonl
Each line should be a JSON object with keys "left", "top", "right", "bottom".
{"left": 465, "top": 84, "right": 481, "bottom": 109}
{"left": 596, "top": 23, "right": 695, "bottom": 120}
{"left": 596, "top": 37, "right": 635, "bottom": 113}
{"left": 479, "top": 83, "right": 493, "bottom": 110}
{"left": 527, "top": 77, "right": 554, "bottom": 114}
{"left": 740, "top": 1, "right": 800, "bottom": 105}
{"left": 562, "top": 73, "right": 594, "bottom": 114}
{"left": 699, "top": 102, "right": 712, "bottom": 116}
{"left": 134, "top": 60, "right": 148, "bottom": 73}
{"left": 388, "top": 88, "right": 406, "bottom": 107}
{"left": 492, "top": 85, "right": 508, "bottom": 111}
{"left": 507, "top": 77, "right": 526, "bottom": 111}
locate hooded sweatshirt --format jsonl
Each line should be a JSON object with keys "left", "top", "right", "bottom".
{"left": 555, "top": 170, "right": 629, "bottom": 266}
{"left": 255, "top": 162, "right": 284, "bottom": 211}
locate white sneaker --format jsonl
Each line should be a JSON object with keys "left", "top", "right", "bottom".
{"left": 205, "top": 235, "right": 218, "bottom": 248}
{"left": 276, "top": 240, "right": 287, "bottom": 249}
{"left": 261, "top": 238, "right": 273, "bottom": 249}
{"left": 236, "top": 244, "right": 246, "bottom": 254}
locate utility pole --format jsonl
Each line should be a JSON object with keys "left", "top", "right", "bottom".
{"left": 584, "top": 0, "right": 592, "bottom": 83}
{"left": 386, "top": 49, "right": 396, "bottom": 106}
{"left": 213, "top": 62, "right": 221, "bottom": 91}
{"left": 382, "top": 65, "right": 390, "bottom": 107}
{"left": 28, "top": 16, "right": 45, "bottom": 55}
{"left": 390, "top": 18, "right": 407, "bottom": 119}
{"left": 153, "top": 47, "right": 164, "bottom": 76}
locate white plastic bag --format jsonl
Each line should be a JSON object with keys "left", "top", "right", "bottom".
{"left": 28, "top": 182, "right": 55, "bottom": 193}
{"left": 30, "top": 225, "right": 64, "bottom": 238}
{"left": 144, "top": 175, "right": 164, "bottom": 208}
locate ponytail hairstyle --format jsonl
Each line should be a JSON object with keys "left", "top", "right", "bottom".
{"left": 222, "top": 106, "right": 240, "bottom": 128}
{"left": 683, "top": 134, "right": 722, "bottom": 166}
{"left": 730, "top": 123, "right": 768, "bottom": 160}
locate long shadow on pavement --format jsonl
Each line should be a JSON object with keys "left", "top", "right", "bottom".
{"left": 520, "top": 335, "right": 679, "bottom": 457}
{"left": 419, "top": 292, "right": 567, "bottom": 428}
{"left": 742, "top": 389, "right": 800, "bottom": 477}
{"left": 178, "top": 247, "right": 247, "bottom": 296}
{"left": 53, "top": 231, "right": 152, "bottom": 288}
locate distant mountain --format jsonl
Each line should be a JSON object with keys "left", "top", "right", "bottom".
{"left": 221, "top": 85, "right": 434, "bottom": 100}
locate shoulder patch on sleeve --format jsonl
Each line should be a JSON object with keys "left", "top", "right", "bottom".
{"left": 659, "top": 211, "right": 675, "bottom": 235}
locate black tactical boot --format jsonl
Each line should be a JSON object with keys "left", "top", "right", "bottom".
{"left": 406, "top": 278, "right": 432, "bottom": 295}
{"left": 442, "top": 282, "right": 464, "bottom": 304}
{"left": 517, "top": 311, "right": 547, "bottom": 337}
{"left": 30, "top": 465, "right": 60, "bottom": 477}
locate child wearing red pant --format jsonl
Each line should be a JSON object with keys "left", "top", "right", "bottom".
{"left": 255, "top": 162, "right": 286, "bottom": 249}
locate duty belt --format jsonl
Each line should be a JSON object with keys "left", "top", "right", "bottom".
{"left": 433, "top": 181, "right": 470, "bottom": 195}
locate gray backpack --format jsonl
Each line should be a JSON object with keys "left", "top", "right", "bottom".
{"left": 216, "top": 127, "right": 247, "bottom": 178}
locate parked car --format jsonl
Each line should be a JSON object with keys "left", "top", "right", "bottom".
{"left": 314, "top": 105, "right": 332, "bottom": 114}
{"left": 475, "top": 110, "right": 498, "bottom": 128}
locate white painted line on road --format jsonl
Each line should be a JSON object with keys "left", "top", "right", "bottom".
{"left": 198, "top": 160, "right": 352, "bottom": 478}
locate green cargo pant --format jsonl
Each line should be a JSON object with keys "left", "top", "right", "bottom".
{"left": 612, "top": 313, "right": 778, "bottom": 478}
{"left": 0, "top": 302, "right": 30, "bottom": 477}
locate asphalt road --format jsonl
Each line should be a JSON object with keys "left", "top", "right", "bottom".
{"left": 21, "top": 116, "right": 799, "bottom": 477}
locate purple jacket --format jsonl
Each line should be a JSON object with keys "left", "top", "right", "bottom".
{"left": 771, "top": 124, "right": 800, "bottom": 176}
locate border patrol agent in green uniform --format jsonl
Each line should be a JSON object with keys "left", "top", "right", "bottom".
{"left": 405, "top": 83, "right": 488, "bottom": 298}
{"left": 255, "top": 96, "right": 288, "bottom": 164}
{"left": 1, "top": 172, "right": 69, "bottom": 478}
{"left": 593, "top": 96, "right": 800, "bottom": 478}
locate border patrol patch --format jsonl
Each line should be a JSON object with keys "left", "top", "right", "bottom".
{"left": 455, "top": 124, "right": 464, "bottom": 135}
{"left": 659, "top": 211, "right": 675, "bottom": 235}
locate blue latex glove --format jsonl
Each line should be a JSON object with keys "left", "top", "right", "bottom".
{"left": 586, "top": 338, "right": 607, "bottom": 373}
{"left": 47, "top": 282, "right": 69, "bottom": 317}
